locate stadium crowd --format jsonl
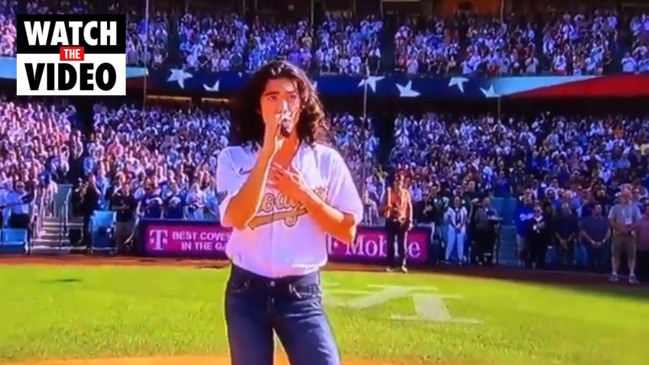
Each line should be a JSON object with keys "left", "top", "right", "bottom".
{"left": 1, "top": 2, "right": 648, "bottom": 281}
{"left": 0, "top": 97, "right": 77, "bottom": 229}
{"left": 1, "top": 94, "right": 648, "bottom": 280}
{"left": 2, "top": 1, "right": 649, "bottom": 75}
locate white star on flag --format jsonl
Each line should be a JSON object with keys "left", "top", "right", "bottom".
{"left": 480, "top": 85, "right": 500, "bottom": 98}
{"left": 203, "top": 80, "right": 220, "bottom": 92}
{"left": 166, "top": 69, "right": 193, "bottom": 89}
{"left": 357, "top": 76, "right": 384, "bottom": 93}
{"left": 448, "top": 77, "right": 469, "bottom": 93}
{"left": 396, "top": 81, "right": 420, "bottom": 97}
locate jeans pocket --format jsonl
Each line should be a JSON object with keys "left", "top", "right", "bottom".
{"left": 226, "top": 279, "right": 251, "bottom": 295}
{"left": 288, "top": 283, "right": 322, "bottom": 301}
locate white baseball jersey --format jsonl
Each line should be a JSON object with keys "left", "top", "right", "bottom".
{"left": 216, "top": 142, "right": 364, "bottom": 278}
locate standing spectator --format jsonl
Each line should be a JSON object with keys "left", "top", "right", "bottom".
{"left": 515, "top": 194, "right": 534, "bottom": 267}
{"left": 621, "top": 52, "right": 637, "bottom": 73}
{"left": 527, "top": 203, "right": 551, "bottom": 270}
{"left": 4, "top": 180, "right": 32, "bottom": 234}
{"left": 138, "top": 183, "right": 163, "bottom": 219}
{"left": 633, "top": 204, "right": 649, "bottom": 283}
{"left": 473, "top": 196, "right": 495, "bottom": 265}
{"left": 579, "top": 204, "right": 610, "bottom": 272}
{"left": 80, "top": 175, "right": 101, "bottom": 249}
{"left": 163, "top": 183, "right": 185, "bottom": 219}
{"left": 444, "top": 195, "right": 468, "bottom": 264}
{"left": 361, "top": 190, "right": 378, "bottom": 226}
{"left": 608, "top": 189, "right": 641, "bottom": 283}
{"left": 110, "top": 181, "right": 137, "bottom": 254}
{"left": 419, "top": 185, "right": 443, "bottom": 250}
{"left": 553, "top": 202, "right": 579, "bottom": 268}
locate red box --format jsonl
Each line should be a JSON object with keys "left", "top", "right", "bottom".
{"left": 59, "top": 46, "right": 85, "bottom": 61}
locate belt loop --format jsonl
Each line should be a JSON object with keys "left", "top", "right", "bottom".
{"left": 288, "top": 283, "right": 300, "bottom": 298}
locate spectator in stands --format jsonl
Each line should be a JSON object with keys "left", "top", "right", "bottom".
{"left": 419, "top": 185, "right": 444, "bottom": 250}
{"left": 0, "top": 11, "right": 16, "bottom": 57}
{"left": 361, "top": 189, "right": 379, "bottom": 226}
{"left": 110, "top": 180, "right": 137, "bottom": 254}
{"left": 634, "top": 204, "right": 649, "bottom": 283}
{"left": 179, "top": 13, "right": 246, "bottom": 71}
{"left": 515, "top": 193, "right": 534, "bottom": 267}
{"left": 80, "top": 174, "right": 101, "bottom": 249}
{"left": 553, "top": 202, "right": 579, "bottom": 267}
{"left": 579, "top": 204, "right": 610, "bottom": 273}
{"left": 527, "top": 203, "right": 551, "bottom": 269}
{"left": 541, "top": 9, "right": 616, "bottom": 76}
{"left": 608, "top": 189, "right": 641, "bottom": 283}
{"left": 163, "top": 183, "right": 185, "bottom": 219}
{"left": 138, "top": 182, "right": 163, "bottom": 219}
{"left": 314, "top": 14, "right": 383, "bottom": 75}
{"left": 126, "top": 10, "right": 169, "bottom": 67}
{"left": 4, "top": 180, "right": 32, "bottom": 233}
{"left": 247, "top": 17, "right": 311, "bottom": 72}
{"left": 444, "top": 195, "right": 468, "bottom": 264}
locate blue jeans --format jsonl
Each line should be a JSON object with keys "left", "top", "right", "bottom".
{"left": 225, "top": 265, "right": 340, "bottom": 365}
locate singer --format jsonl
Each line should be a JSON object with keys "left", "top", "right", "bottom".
{"left": 216, "top": 61, "right": 363, "bottom": 365}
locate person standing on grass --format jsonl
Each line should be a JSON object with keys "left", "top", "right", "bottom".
{"left": 608, "top": 189, "right": 641, "bottom": 283}
{"left": 384, "top": 173, "right": 413, "bottom": 272}
{"left": 216, "top": 61, "right": 363, "bottom": 365}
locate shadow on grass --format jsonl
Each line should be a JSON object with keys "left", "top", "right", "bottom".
{"left": 197, "top": 265, "right": 229, "bottom": 270}
{"left": 38, "top": 278, "right": 82, "bottom": 284}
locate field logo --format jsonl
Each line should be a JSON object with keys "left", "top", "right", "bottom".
{"left": 324, "top": 284, "right": 481, "bottom": 324}
{"left": 16, "top": 14, "right": 126, "bottom": 96}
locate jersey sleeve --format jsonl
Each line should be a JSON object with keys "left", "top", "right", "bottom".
{"left": 326, "top": 149, "right": 364, "bottom": 225}
{"left": 216, "top": 148, "right": 245, "bottom": 227}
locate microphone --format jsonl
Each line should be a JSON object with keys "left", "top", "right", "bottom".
{"left": 276, "top": 109, "right": 292, "bottom": 138}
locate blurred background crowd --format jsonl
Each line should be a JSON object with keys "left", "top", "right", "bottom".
{"left": 1, "top": 0, "right": 648, "bottom": 278}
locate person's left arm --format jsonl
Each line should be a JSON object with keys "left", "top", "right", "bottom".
{"left": 405, "top": 190, "right": 413, "bottom": 229}
{"left": 306, "top": 150, "right": 364, "bottom": 243}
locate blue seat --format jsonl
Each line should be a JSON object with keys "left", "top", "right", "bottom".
{"left": 491, "top": 197, "right": 504, "bottom": 217}
{"left": 91, "top": 211, "right": 115, "bottom": 231}
{"left": 91, "top": 211, "right": 116, "bottom": 251}
{"left": 0, "top": 228, "right": 29, "bottom": 254}
{"left": 502, "top": 198, "right": 518, "bottom": 225}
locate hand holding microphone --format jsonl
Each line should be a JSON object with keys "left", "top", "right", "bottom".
{"left": 277, "top": 108, "right": 292, "bottom": 138}
{"left": 262, "top": 105, "right": 293, "bottom": 156}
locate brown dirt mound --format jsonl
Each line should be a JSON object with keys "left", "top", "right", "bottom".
{"left": 9, "top": 355, "right": 401, "bottom": 365}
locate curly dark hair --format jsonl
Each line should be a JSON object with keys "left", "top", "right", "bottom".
{"left": 229, "top": 60, "right": 330, "bottom": 146}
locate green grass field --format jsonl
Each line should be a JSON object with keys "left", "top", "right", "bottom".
{"left": 0, "top": 264, "right": 648, "bottom": 365}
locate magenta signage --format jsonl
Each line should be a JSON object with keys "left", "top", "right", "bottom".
{"left": 142, "top": 220, "right": 430, "bottom": 264}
